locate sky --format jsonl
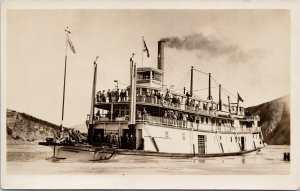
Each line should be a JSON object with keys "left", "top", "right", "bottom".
{"left": 6, "top": 9, "right": 290, "bottom": 126}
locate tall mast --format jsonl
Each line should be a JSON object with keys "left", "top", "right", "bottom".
{"left": 89, "top": 56, "right": 99, "bottom": 125}
{"left": 61, "top": 27, "right": 71, "bottom": 127}
{"left": 190, "top": 66, "right": 193, "bottom": 97}
{"left": 208, "top": 73, "right": 212, "bottom": 100}
{"left": 87, "top": 56, "right": 99, "bottom": 144}
{"left": 219, "top": 84, "right": 222, "bottom": 111}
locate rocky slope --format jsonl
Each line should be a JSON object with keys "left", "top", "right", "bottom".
{"left": 246, "top": 95, "right": 290, "bottom": 145}
{"left": 6, "top": 109, "right": 59, "bottom": 142}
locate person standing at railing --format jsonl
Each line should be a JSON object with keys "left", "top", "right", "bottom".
{"left": 123, "top": 89, "right": 127, "bottom": 101}
{"left": 96, "top": 110, "right": 100, "bottom": 121}
{"left": 107, "top": 89, "right": 112, "bottom": 102}
{"left": 96, "top": 90, "right": 101, "bottom": 102}
{"left": 196, "top": 116, "right": 200, "bottom": 130}
{"left": 203, "top": 103, "right": 207, "bottom": 110}
{"left": 183, "top": 114, "right": 187, "bottom": 128}
{"left": 100, "top": 90, "right": 106, "bottom": 102}
{"left": 142, "top": 108, "right": 147, "bottom": 121}
{"left": 197, "top": 103, "right": 201, "bottom": 112}
{"left": 116, "top": 89, "right": 120, "bottom": 102}
{"left": 150, "top": 91, "right": 155, "bottom": 104}
{"left": 137, "top": 110, "right": 142, "bottom": 120}
{"left": 120, "top": 89, "right": 124, "bottom": 102}
{"left": 173, "top": 112, "right": 177, "bottom": 126}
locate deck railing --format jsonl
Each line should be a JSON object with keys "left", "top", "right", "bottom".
{"left": 87, "top": 114, "right": 261, "bottom": 133}
{"left": 94, "top": 96, "right": 251, "bottom": 117}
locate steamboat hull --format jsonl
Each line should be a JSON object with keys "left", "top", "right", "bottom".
{"left": 116, "top": 147, "right": 262, "bottom": 158}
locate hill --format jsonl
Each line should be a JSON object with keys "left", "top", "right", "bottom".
{"left": 246, "top": 95, "right": 290, "bottom": 145}
{"left": 6, "top": 109, "right": 60, "bottom": 142}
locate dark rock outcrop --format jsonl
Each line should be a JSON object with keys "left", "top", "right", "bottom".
{"left": 246, "top": 95, "right": 290, "bottom": 145}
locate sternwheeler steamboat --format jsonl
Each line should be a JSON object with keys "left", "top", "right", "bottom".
{"left": 40, "top": 39, "right": 264, "bottom": 161}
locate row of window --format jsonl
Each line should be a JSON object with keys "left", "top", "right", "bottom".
{"left": 164, "top": 131, "right": 259, "bottom": 142}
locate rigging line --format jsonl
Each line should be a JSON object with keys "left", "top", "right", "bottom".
{"left": 165, "top": 61, "right": 178, "bottom": 76}
{"left": 221, "top": 89, "right": 229, "bottom": 97}
{"left": 182, "top": 71, "right": 190, "bottom": 89}
{"left": 175, "top": 71, "right": 190, "bottom": 90}
{"left": 222, "top": 87, "right": 237, "bottom": 99}
{"left": 119, "top": 69, "right": 130, "bottom": 83}
{"left": 175, "top": 73, "right": 187, "bottom": 88}
{"left": 193, "top": 68, "right": 209, "bottom": 75}
{"left": 194, "top": 85, "right": 219, "bottom": 91}
{"left": 211, "top": 76, "right": 219, "bottom": 86}
{"left": 98, "top": 70, "right": 112, "bottom": 87}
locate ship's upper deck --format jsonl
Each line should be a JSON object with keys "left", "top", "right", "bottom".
{"left": 136, "top": 67, "right": 164, "bottom": 88}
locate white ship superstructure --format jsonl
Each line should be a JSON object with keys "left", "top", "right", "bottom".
{"left": 86, "top": 41, "right": 264, "bottom": 157}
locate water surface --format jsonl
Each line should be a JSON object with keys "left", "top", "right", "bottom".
{"left": 6, "top": 143, "right": 290, "bottom": 175}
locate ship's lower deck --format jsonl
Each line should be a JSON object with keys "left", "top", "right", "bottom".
{"left": 91, "top": 121, "right": 264, "bottom": 155}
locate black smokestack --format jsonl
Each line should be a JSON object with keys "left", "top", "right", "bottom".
{"left": 157, "top": 41, "right": 165, "bottom": 71}
{"left": 160, "top": 33, "right": 237, "bottom": 57}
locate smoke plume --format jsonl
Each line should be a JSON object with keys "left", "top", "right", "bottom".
{"left": 160, "top": 33, "right": 238, "bottom": 57}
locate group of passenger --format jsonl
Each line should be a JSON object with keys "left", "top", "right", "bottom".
{"left": 136, "top": 89, "right": 182, "bottom": 108}
{"left": 96, "top": 89, "right": 129, "bottom": 103}
{"left": 101, "top": 132, "right": 138, "bottom": 149}
{"left": 96, "top": 87, "right": 244, "bottom": 116}
{"left": 120, "top": 133, "right": 138, "bottom": 150}
{"left": 103, "top": 132, "right": 119, "bottom": 145}
{"left": 136, "top": 107, "right": 204, "bottom": 128}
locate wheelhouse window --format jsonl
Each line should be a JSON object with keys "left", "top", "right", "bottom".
{"left": 138, "top": 71, "right": 150, "bottom": 80}
{"left": 152, "top": 71, "right": 162, "bottom": 82}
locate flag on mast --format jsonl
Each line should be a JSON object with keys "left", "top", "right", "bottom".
{"left": 237, "top": 93, "right": 244, "bottom": 102}
{"left": 67, "top": 34, "right": 76, "bottom": 54}
{"left": 143, "top": 38, "right": 150, "bottom": 57}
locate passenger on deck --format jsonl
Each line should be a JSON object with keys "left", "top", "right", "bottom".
{"left": 120, "top": 89, "right": 125, "bottom": 102}
{"left": 195, "top": 103, "right": 199, "bottom": 112}
{"left": 96, "top": 91, "right": 101, "bottom": 102}
{"left": 137, "top": 110, "right": 142, "bottom": 120}
{"left": 196, "top": 116, "right": 200, "bottom": 130}
{"left": 106, "top": 111, "right": 111, "bottom": 119}
{"left": 183, "top": 114, "right": 187, "bottom": 127}
{"left": 101, "top": 90, "right": 106, "bottom": 102}
{"left": 146, "top": 91, "right": 150, "bottom": 97}
{"left": 96, "top": 110, "right": 100, "bottom": 120}
{"left": 116, "top": 89, "right": 120, "bottom": 102}
{"left": 203, "top": 103, "right": 207, "bottom": 110}
{"left": 125, "top": 89, "right": 129, "bottom": 101}
{"left": 112, "top": 133, "right": 119, "bottom": 146}
{"left": 107, "top": 89, "right": 112, "bottom": 102}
